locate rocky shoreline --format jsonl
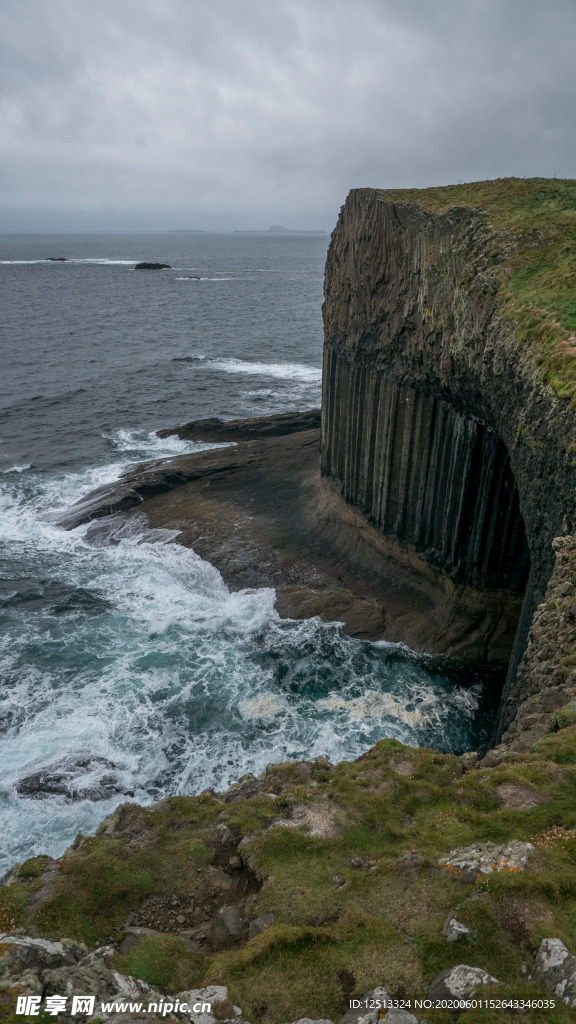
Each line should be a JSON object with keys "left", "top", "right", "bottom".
{"left": 3, "top": 724, "right": 576, "bottom": 1022}
{"left": 58, "top": 412, "right": 521, "bottom": 663}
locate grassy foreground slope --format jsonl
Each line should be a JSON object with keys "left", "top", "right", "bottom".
{"left": 3, "top": 724, "right": 576, "bottom": 1022}
{"left": 374, "top": 177, "right": 576, "bottom": 400}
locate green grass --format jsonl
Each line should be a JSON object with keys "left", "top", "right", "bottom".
{"left": 5, "top": 729, "right": 576, "bottom": 1022}
{"left": 113, "top": 934, "right": 203, "bottom": 992}
{"left": 370, "top": 177, "right": 576, "bottom": 403}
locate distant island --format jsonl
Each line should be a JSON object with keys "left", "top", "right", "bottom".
{"left": 235, "top": 224, "right": 326, "bottom": 234}
{"left": 169, "top": 229, "right": 206, "bottom": 233}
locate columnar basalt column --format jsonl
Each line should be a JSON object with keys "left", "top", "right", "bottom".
{"left": 322, "top": 188, "right": 576, "bottom": 739}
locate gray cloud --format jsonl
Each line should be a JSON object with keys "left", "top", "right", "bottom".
{"left": 0, "top": 0, "right": 574, "bottom": 230}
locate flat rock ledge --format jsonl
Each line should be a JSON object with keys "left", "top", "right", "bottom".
{"left": 56, "top": 411, "right": 523, "bottom": 662}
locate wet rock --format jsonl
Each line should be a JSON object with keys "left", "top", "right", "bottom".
{"left": 248, "top": 912, "right": 275, "bottom": 938}
{"left": 440, "top": 841, "right": 533, "bottom": 882}
{"left": 159, "top": 410, "right": 322, "bottom": 443}
{"left": 0, "top": 577, "right": 111, "bottom": 616}
{"left": 15, "top": 754, "right": 132, "bottom": 801}
{"left": 530, "top": 937, "right": 576, "bottom": 1006}
{"left": 134, "top": 262, "right": 171, "bottom": 270}
{"left": 46, "top": 256, "right": 67, "bottom": 261}
{"left": 442, "top": 913, "right": 472, "bottom": 942}
{"left": 426, "top": 964, "right": 499, "bottom": 999}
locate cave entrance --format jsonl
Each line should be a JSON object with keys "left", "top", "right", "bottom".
{"left": 323, "top": 369, "right": 530, "bottom": 595}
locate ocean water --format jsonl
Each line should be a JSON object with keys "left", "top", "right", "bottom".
{"left": 0, "top": 233, "right": 495, "bottom": 875}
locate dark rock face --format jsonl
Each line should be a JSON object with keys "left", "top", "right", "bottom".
{"left": 134, "top": 262, "right": 171, "bottom": 270}
{"left": 322, "top": 190, "right": 576, "bottom": 733}
{"left": 322, "top": 364, "right": 529, "bottom": 591}
{"left": 158, "top": 409, "right": 321, "bottom": 442}
{"left": 45, "top": 257, "right": 67, "bottom": 261}
{"left": 16, "top": 754, "right": 132, "bottom": 801}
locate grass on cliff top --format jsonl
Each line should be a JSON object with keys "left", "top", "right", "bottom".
{"left": 371, "top": 177, "right": 576, "bottom": 402}
{"left": 4, "top": 732, "right": 576, "bottom": 1023}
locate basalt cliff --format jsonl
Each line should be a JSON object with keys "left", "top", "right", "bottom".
{"left": 321, "top": 179, "right": 576, "bottom": 751}
{"left": 4, "top": 179, "right": 576, "bottom": 1024}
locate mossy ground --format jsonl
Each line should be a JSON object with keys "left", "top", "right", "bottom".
{"left": 373, "top": 177, "right": 576, "bottom": 403}
{"left": 3, "top": 731, "right": 576, "bottom": 1022}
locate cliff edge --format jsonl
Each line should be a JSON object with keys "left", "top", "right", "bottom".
{"left": 321, "top": 178, "right": 576, "bottom": 747}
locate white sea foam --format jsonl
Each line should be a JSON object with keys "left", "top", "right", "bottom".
{"left": 205, "top": 358, "right": 322, "bottom": 382}
{"left": 0, "top": 259, "right": 138, "bottom": 265}
{"left": 103, "top": 427, "right": 235, "bottom": 458}
{"left": 1, "top": 464, "right": 31, "bottom": 474}
{"left": 0, "top": 426, "right": 487, "bottom": 874}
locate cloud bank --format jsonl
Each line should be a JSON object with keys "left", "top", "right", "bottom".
{"left": 1, "top": 0, "right": 574, "bottom": 230}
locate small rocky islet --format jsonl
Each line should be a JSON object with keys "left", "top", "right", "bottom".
{"left": 4, "top": 178, "right": 576, "bottom": 1023}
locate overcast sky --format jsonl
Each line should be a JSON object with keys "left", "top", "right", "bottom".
{"left": 1, "top": 0, "right": 574, "bottom": 232}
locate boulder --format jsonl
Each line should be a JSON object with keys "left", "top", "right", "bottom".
{"left": 16, "top": 753, "right": 132, "bottom": 801}
{"left": 440, "top": 841, "right": 533, "bottom": 882}
{"left": 442, "top": 913, "right": 472, "bottom": 942}
{"left": 337, "top": 988, "right": 390, "bottom": 1024}
{"left": 134, "top": 262, "right": 171, "bottom": 270}
{"left": 426, "top": 964, "right": 499, "bottom": 999}
{"left": 382, "top": 1012, "right": 429, "bottom": 1024}
{"left": 530, "top": 937, "right": 576, "bottom": 1006}
{"left": 42, "top": 961, "right": 158, "bottom": 1002}
{"left": 0, "top": 934, "right": 74, "bottom": 974}
{"left": 248, "top": 912, "right": 275, "bottom": 939}
{"left": 205, "top": 904, "right": 244, "bottom": 948}
{"left": 176, "top": 986, "right": 229, "bottom": 1024}
{"left": 118, "top": 926, "right": 165, "bottom": 955}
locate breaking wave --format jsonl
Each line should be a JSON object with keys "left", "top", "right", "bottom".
{"left": 0, "top": 428, "right": 489, "bottom": 873}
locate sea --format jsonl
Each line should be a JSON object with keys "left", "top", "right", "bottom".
{"left": 0, "top": 232, "right": 496, "bottom": 875}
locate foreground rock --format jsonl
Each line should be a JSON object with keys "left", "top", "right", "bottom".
{"left": 530, "top": 937, "right": 576, "bottom": 1007}
{"left": 426, "top": 964, "right": 499, "bottom": 999}
{"left": 0, "top": 935, "right": 165, "bottom": 1019}
{"left": 3, "top": 728, "right": 574, "bottom": 1022}
{"left": 439, "top": 840, "right": 534, "bottom": 882}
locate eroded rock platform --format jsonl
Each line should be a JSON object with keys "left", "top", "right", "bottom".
{"left": 60, "top": 413, "right": 522, "bottom": 662}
